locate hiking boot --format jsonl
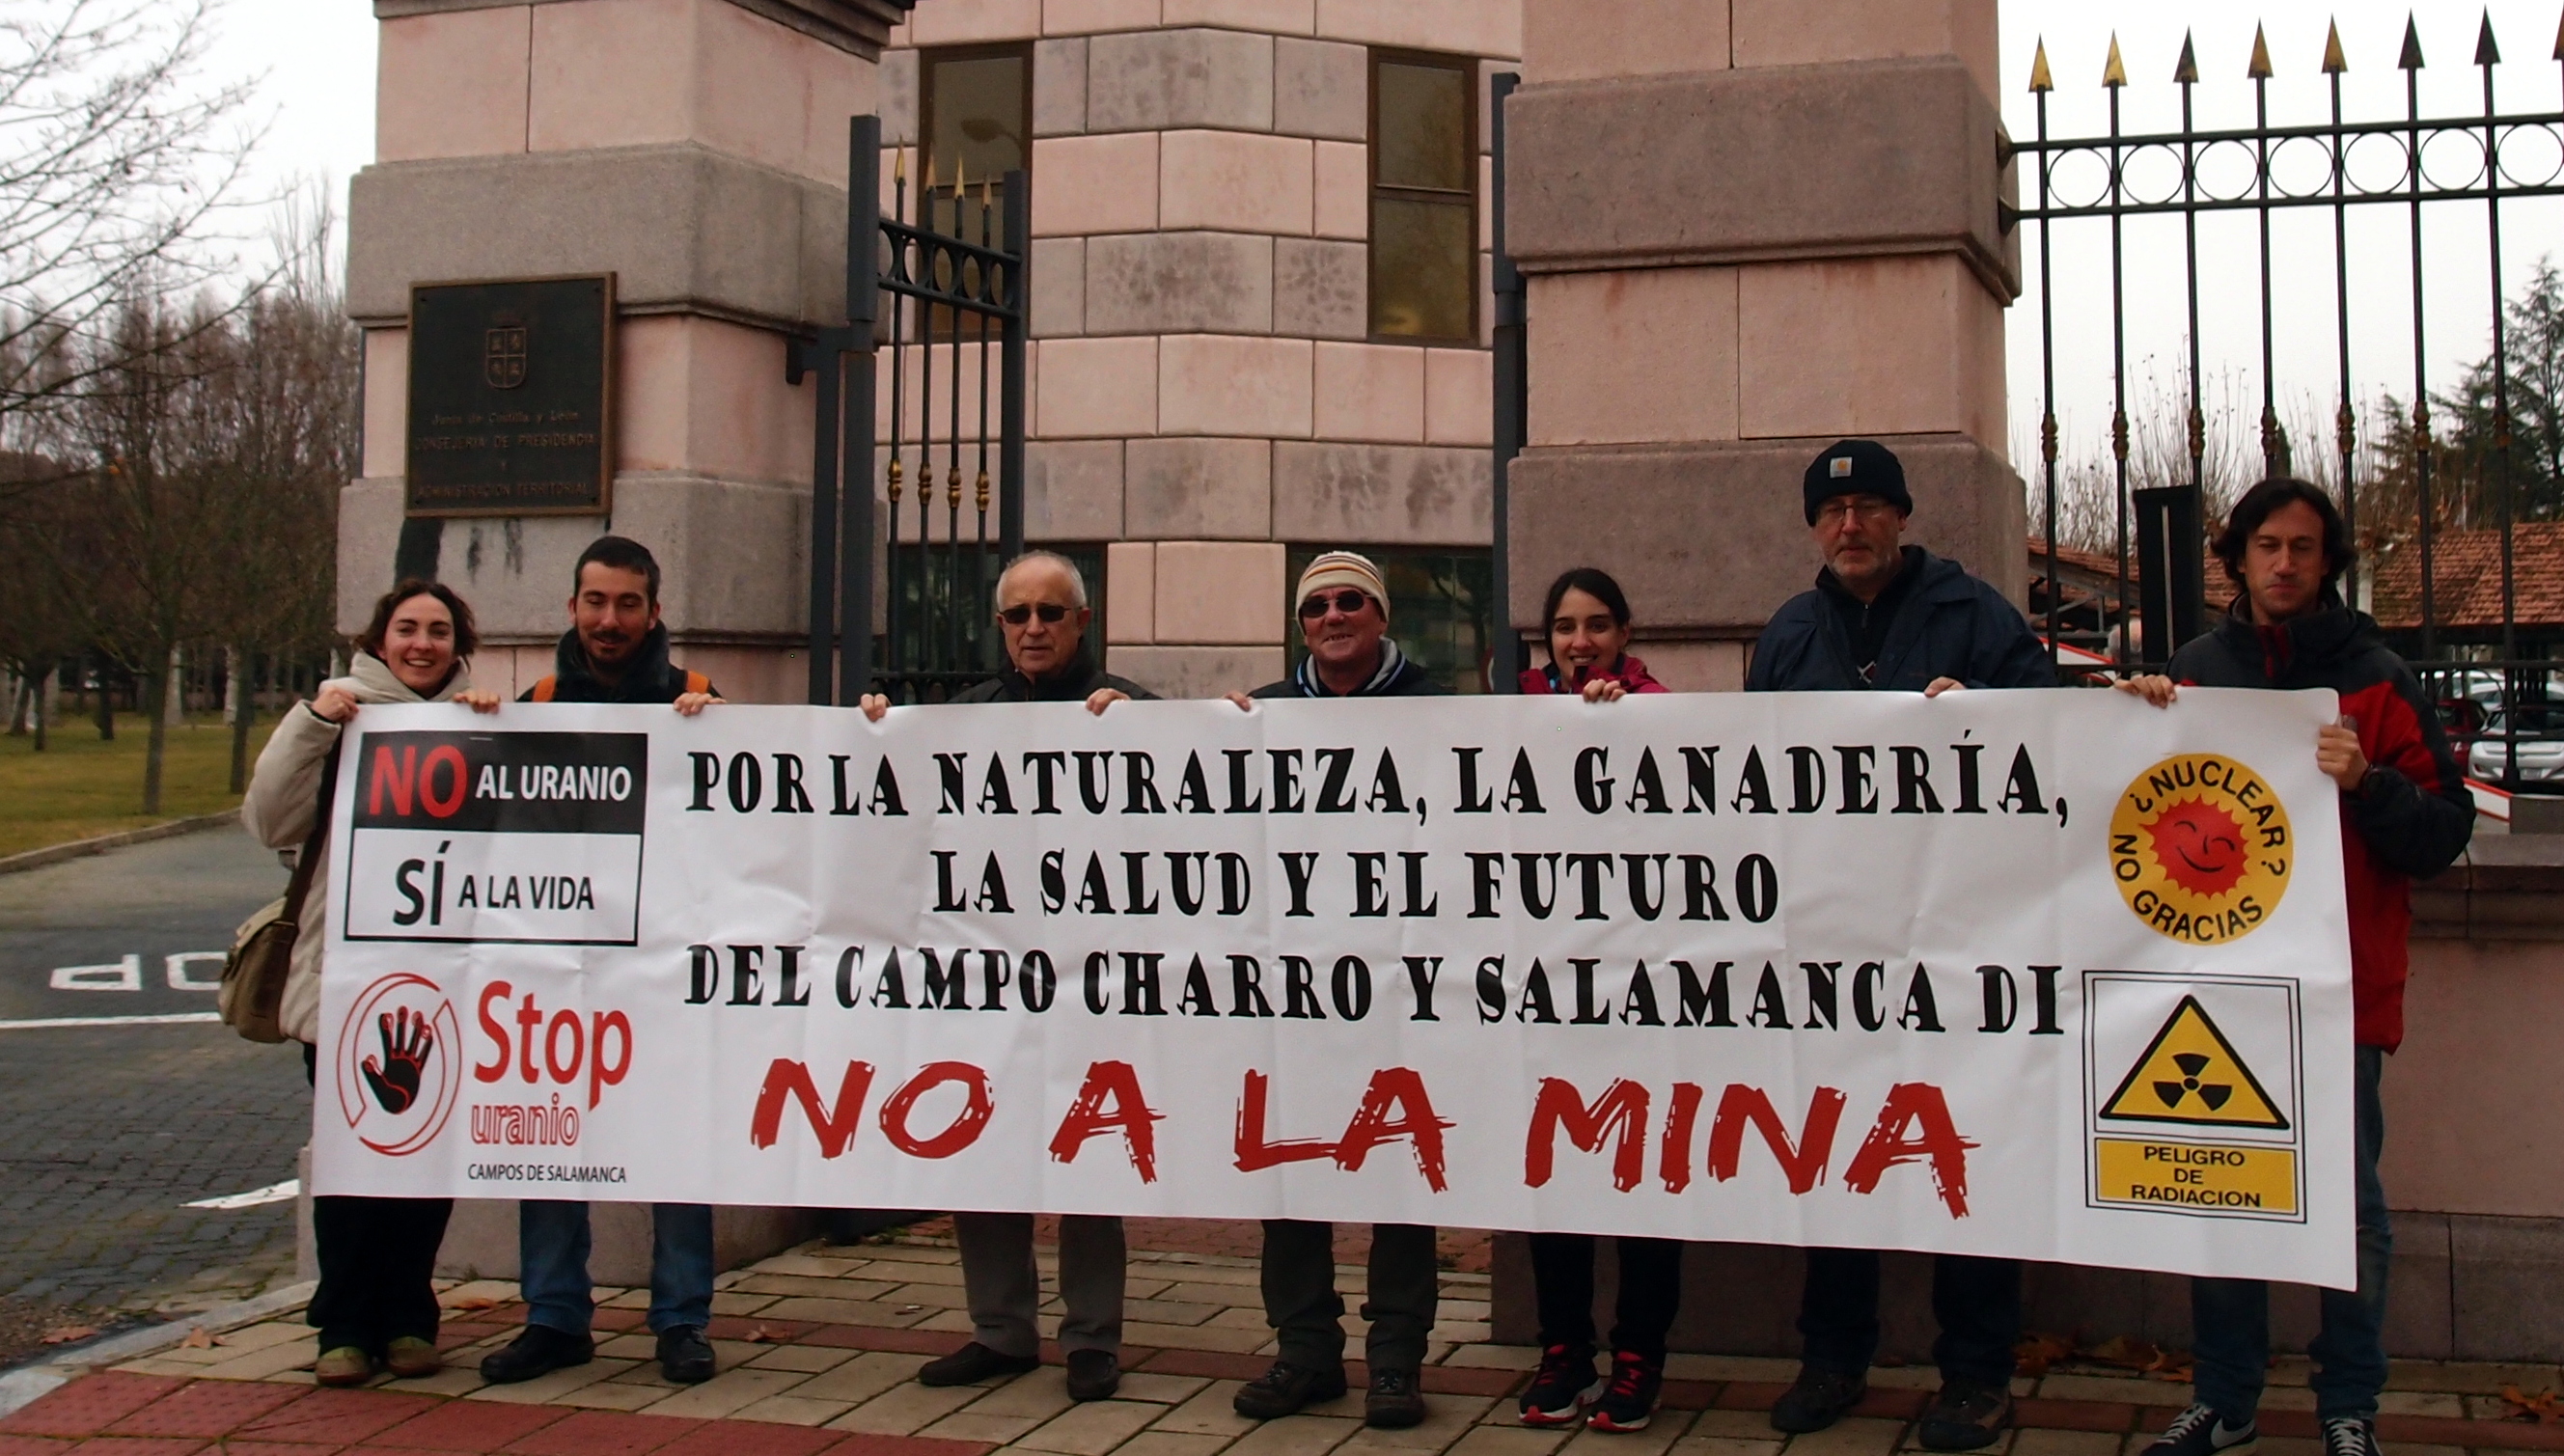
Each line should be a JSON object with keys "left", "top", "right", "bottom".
{"left": 383, "top": 1335, "right": 442, "bottom": 1379}
{"left": 314, "top": 1346, "right": 372, "bottom": 1387}
{"left": 1518, "top": 1343, "right": 1602, "bottom": 1427}
{"left": 2142, "top": 1403, "right": 2260, "bottom": 1456}
{"left": 656, "top": 1325, "right": 715, "bottom": 1385}
{"left": 1770, "top": 1364, "right": 1867, "bottom": 1434}
{"left": 1065, "top": 1349, "right": 1121, "bottom": 1402}
{"left": 2320, "top": 1417, "right": 2379, "bottom": 1456}
{"left": 1365, "top": 1366, "right": 1427, "bottom": 1429}
{"left": 1916, "top": 1378, "right": 2014, "bottom": 1451}
{"left": 479, "top": 1324, "right": 593, "bottom": 1385}
{"left": 1233, "top": 1360, "right": 1349, "bottom": 1419}
{"left": 918, "top": 1341, "right": 1040, "bottom": 1387}
{"left": 1586, "top": 1350, "right": 1664, "bottom": 1434}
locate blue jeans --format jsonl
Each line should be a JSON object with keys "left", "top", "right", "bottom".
{"left": 519, "top": 1201, "right": 714, "bottom": 1336}
{"left": 2191, "top": 1045, "right": 2391, "bottom": 1424}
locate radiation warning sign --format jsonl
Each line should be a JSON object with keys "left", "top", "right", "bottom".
{"left": 2084, "top": 974, "right": 2305, "bottom": 1223}
{"left": 2100, "top": 996, "right": 2290, "bottom": 1129}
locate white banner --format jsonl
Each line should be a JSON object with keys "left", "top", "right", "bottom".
{"left": 316, "top": 689, "right": 2355, "bottom": 1288}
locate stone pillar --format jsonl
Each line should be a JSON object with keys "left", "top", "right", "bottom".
{"left": 343, "top": 0, "right": 913, "bottom": 703}
{"left": 1504, "top": 0, "right": 2019, "bottom": 692}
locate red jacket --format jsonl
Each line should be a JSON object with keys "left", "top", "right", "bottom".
{"left": 2167, "top": 603, "right": 2474, "bottom": 1050}
{"left": 1520, "top": 654, "right": 1670, "bottom": 696}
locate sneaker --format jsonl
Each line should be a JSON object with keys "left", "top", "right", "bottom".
{"left": 479, "top": 1324, "right": 593, "bottom": 1385}
{"left": 2143, "top": 1404, "right": 2260, "bottom": 1456}
{"left": 656, "top": 1325, "right": 715, "bottom": 1385}
{"left": 1065, "top": 1348, "right": 1121, "bottom": 1402}
{"left": 314, "top": 1345, "right": 372, "bottom": 1387}
{"left": 1916, "top": 1378, "right": 2014, "bottom": 1451}
{"left": 1233, "top": 1360, "right": 1350, "bottom": 1419}
{"left": 1770, "top": 1364, "right": 1867, "bottom": 1434}
{"left": 1586, "top": 1350, "right": 1664, "bottom": 1434}
{"left": 382, "top": 1335, "right": 442, "bottom": 1379}
{"left": 918, "top": 1341, "right": 1040, "bottom": 1387}
{"left": 1518, "top": 1343, "right": 1603, "bottom": 1427}
{"left": 2321, "top": 1417, "right": 2379, "bottom": 1456}
{"left": 1365, "top": 1366, "right": 1428, "bottom": 1429}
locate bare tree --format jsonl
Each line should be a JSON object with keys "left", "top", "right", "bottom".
{"left": 0, "top": 0, "right": 262, "bottom": 513}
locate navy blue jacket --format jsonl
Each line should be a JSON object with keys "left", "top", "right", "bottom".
{"left": 1745, "top": 548, "right": 2054, "bottom": 693}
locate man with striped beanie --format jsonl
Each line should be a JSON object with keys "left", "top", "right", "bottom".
{"left": 1227, "top": 550, "right": 1446, "bottom": 703}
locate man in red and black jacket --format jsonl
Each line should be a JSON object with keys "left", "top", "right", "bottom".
{"left": 2118, "top": 478, "right": 2472, "bottom": 1456}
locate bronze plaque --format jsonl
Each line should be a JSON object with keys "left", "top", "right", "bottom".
{"left": 405, "top": 274, "right": 615, "bottom": 516}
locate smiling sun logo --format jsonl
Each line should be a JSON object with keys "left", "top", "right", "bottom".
{"left": 2109, "top": 755, "right": 2293, "bottom": 945}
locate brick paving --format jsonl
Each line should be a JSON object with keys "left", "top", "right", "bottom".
{"left": 5, "top": 1230, "right": 2556, "bottom": 1456}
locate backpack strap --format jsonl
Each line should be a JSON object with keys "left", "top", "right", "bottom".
{"left": 683, "top": 671, "right": 710, "bottom": 696}
{"left": 531, "top": 675, "right": 558, "bottom": 702}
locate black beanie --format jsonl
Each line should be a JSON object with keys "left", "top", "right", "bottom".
{"left": 1803, "top": 439, "right": 1912, "bottom": 524}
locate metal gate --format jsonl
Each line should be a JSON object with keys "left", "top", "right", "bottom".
{"left": 793, "top": 114, "right": 1028, "bottom": 706}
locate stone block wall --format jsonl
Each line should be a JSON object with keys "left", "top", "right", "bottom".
{"left": 877, "top": 0, "right": 1517, "bottom": 696}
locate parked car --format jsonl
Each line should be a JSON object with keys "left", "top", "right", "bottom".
{"left": 2465, "top": 702, "right": 2564, "bottom": 785}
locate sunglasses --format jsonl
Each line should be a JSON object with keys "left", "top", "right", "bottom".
{"left": 1298, "top": 590, "right": 1373, "bottom": 619}
{"left": 997, "top": 603, "right": 1073, "bottom": 625}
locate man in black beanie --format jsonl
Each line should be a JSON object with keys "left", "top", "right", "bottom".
{"left": 1746, "top": 440, "right": 2051, "bottom": 1450}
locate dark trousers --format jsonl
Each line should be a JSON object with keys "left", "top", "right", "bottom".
{"left": 1528, "top": 1233, "right": 1683, "bottom": 1360}
{"left": 1798, "top": 1249, "right": 2022, "bottom": 1387}
{"left": 2192, "top": 1045, "right": 2392, "bottom": 1423}
{"left": 1259, "top": 1220, "right": 1439, "bottom": 1372}
{"left": 303, "top": 1044, "right": 452, "bottom": 1353}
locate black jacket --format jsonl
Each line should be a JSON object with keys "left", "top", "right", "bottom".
{"left": 2166, "top": 602, "right": 2473, "bottom": 1050}
{"left": 1746, "top": 548, "right": 2054, "bottom": 693}
{"left": 519, "top": 624, "right": 713, "bottom": 705}
{"left": 951, "top": 652, "right": 1157, "bottom": 705}
{"left": 1250, "top": 647, "right": 1447, "bottom": 699}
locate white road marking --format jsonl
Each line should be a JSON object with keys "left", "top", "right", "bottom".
{"left": 182, "top": 1179, "right": 299, "bottom": 1210}
{"left": 50, "top": 954, "right": 141, "bottom": 991}
{"left": 0, "top": 1011, "right": 224, "bottom": 1030}
{"left": 165, "top": 951, "right": 225, "bottom": 990}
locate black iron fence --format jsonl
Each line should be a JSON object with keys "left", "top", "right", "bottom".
{"left": 2015, "top": 15, "right": 2564, "bottom": 793}
{"left": 793, "top": 115, "right": 1027, "bottom": 707}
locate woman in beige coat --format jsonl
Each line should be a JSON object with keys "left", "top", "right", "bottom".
{"left": 243, "top": 579, "right": 499, "bottom": 1386}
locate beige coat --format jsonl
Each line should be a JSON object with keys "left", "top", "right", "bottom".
{"left": 240, "top": 652, "right": 474, "bottom": 1044}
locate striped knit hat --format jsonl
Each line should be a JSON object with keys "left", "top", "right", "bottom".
{"left": 1295, "top": 550, "right": 1391, "bottom": 621}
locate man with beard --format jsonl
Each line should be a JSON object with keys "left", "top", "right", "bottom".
{"left": 480, "top": 536, "right": 723, "bottom": 1389}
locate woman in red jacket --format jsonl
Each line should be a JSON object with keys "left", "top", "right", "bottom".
{"left": 1519, "top": 568, "right": 1668, "bottom": 701}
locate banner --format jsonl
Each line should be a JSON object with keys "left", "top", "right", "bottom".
{"left": 315, "top": 689, "right": 2355, "bottom": 1288}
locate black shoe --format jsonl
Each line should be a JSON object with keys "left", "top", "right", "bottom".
{"left": 2320, "top": 1417, "right": 2378, "bottom": 1456}
{"left": 1770, "top": 1364, "right": 1867, "bottom": 1434}
{"left": 656, "top": 1325, "right": 715, "bottom": 1385}
{"left": 478, "top": 1324, "right": 593, "bottom": 1385}
{"left": 917, "top": 1341, "right": 1040, "bottom": 1387}
{"left": 1916, "top": 1378, "right": 2014, "bottom": 1452}
{"left": 1518, "top": 1343, "right": 1601, "bottom": 1427}
{"left": 2145, "top": 1404, "right": 2260, "bottom": 1456}
{"left": 1365, "top": 1366, "right": 1427, "bottom": 1429}
{"left": 1065, "top": 1349, "right": 1120, "bottom": 1402}
{"left": 1586, "top": 1350, "right": 1664, "bottom": 1434}
{"left": 1232, "top": 1360, "right": 1349, "bottom": 1419}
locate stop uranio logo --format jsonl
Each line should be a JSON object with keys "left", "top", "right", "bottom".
{"left": 334, "top": 972, "right": 463, "bottom": 1155}
{"left": 2108, "top": 755, "right": 2293, "bottom": 945}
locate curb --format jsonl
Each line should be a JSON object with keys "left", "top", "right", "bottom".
{"left": 0, "top": 1279, "right": 316, "bottom": 1417}
{"left": 0, "top": 810, "right": 241, "bottom": 877}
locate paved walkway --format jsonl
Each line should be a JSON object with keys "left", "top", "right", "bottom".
{"left": 7, "top": 1229, "right": 2561, "bottom": 1456}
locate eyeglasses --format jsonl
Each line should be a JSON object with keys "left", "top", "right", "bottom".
{"left": 997, "top": 603, "right": 1073, "bottom": 625}
{"left": 1297, "top": 590, "right": 1373, "bottom": 619}
{"left": 1814, "top": 498, "right": 1899, "bottom": 526}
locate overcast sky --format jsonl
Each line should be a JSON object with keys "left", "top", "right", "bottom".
{"left": 202, "top": 0, "right": 2560, "bottom": 481}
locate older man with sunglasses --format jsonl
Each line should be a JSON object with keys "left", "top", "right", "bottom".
{"left": 1221, "top": 551, "right": 1445, "bottom": 1429}
{"left": 860, "top": 550, "right": 1151, "bottom": 1400}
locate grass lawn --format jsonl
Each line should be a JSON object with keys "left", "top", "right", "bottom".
{"left": 0, "top": 711, "right": 278, "bottom": 860}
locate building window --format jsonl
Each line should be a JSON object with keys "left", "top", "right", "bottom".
{"left": 917, "top": 45, "right": 1030, "bottom": 336}
{"left": 1286, "top": 547, "right": 1494, "bottom": 694}
{"left": 1369, "top": 49, "right": 1476, "bottom": 343}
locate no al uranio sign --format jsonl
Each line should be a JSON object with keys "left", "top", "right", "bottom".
{"left": 315, "top": 690, "right": 2357, "bottom": 1289}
